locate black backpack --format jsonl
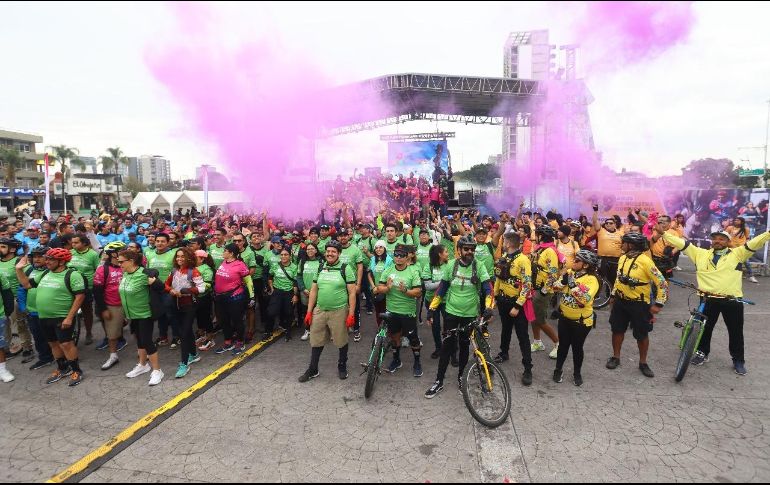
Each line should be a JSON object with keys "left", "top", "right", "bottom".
{"left": 36, "top": 268, "right": 82, "bottom": 295}
{"left": 451, "top": 259, "right": 479, "bottom": 287}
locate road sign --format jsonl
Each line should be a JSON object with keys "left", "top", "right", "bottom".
{"left": 739, "top": 169, "right": 765, "bottom": 176}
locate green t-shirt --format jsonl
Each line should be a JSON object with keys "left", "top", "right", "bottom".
{"left": 380, "top": 238, "right": 400, "bottom": 256}
{"left": 317, "top": 236, "right": 331, "bottom": 253}
{"left": 299, "top": 259, "right": 321, "bottom": 293}
{"left": 250, "top": 245, "right": 270, "bottom": 280}
{"left": 339, "top": 244, "right": 364, "bottom": 276}
{"left": 69, "top": 248, "right": 100, "bottom": 287}
{"left": 422, "top": 262, "right": 448, "bottom": 303}
{"left": 209, "top": 244, "right": 226, "bottom": 270}
{"left": 313, "top": 261, "right": 356, "bottom": 311}
{"left": 442, "top": 259, "right": 491, "bottom": 318}
{"left": 23, "top": 265, "right": 46, "bottom": 314}
{"left": 196, "top": 264, "right": 214, "bottom": 294}
{"left": 0, "top": 272, "right": 9, "bottom": 315}
{"left": 291, "top": 244, "right": 302, "bottom": 264}
{"left": 416, "top": 243, "right": 432, "bottom": 272}
{"left": 357, "top": 237, "right": 376, "bottom": 268}
{"left": 370, "top": 258, "right": 392, "bottom": 286}
{"left": 441, "top": 237, "right": 456, "bottom": 259}
{"left": 33, "top": 269, "right": 86, "bottom": 319}
{"left": 0, "top": 257, "right": 20, "bottom": 295}
{"left": 240, "top": 248, "right": 257, "bottom": 272}
{"left": 266, "top": 250, "right": 282, "bottom": 275}
{"left": 146, "top": 248, "right": 176, "bottom": 283}
{"left": 119, "top": 268, "right": 153, "bottom": 320}
{"left": 270, "top": 262, "right": 298, "bottom": 292}
{"left": 379, "top": 264, "right": 422, "bottom": 317}
{"left": 473, "top": 242, "right": 496, "bottom": 279}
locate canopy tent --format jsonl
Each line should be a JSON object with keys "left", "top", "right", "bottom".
{"left": 130, "top": 192, "right": 162, "bottom": 213}
{"left": 129, "top": 191, "right": 250, "bottom": 213}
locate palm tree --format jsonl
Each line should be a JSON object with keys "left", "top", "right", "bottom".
{"left": 47, "top": 145, "right": 85, "bottom": 215}
{"left": 0, "top": 147, "right": 26, "bottom": 213}
{"left": 100, "top": 147, "right": 130, "bottom": 208}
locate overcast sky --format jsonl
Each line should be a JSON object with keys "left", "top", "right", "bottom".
{"left": 2, "top": 2, "right": 769, "bottom": 180}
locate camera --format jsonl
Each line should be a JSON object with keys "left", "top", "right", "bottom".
{"left": 617, "top": 274, "right": 642, "bottom": 287}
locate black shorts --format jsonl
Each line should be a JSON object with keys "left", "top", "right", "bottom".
{"left": 41, "top": 317, "right": 75, "bottom": 343}
{"left": 386, "top": 313, "right": 417, "bottom": 336}
{"left": 609, "top": 299, "right": 654, "bottom": 341}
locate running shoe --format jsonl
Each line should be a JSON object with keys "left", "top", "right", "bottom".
{"left": 95, "top": 338, "right": 110, "bottom": 351}
{"left": 214, "top": 341, "right": 235, "bottom": 354}
{"left": 68, "top": 371, "right": 83, "bottom": 387}
{"left": 0, "top": 367, "right": 15, "bottom": 383}
{"left": 300, "top": 330, "right": 311, "bottom": 341}
{"left": 198, "top": 340, "right": 215, "bottom": 352}
{"left": 116, "top": 338, "right": 128, "bottom": 352}
{"left": 187, "top": 354, "right": 201, "bottom": 365}
{"left": 691, "top": 351, "right": 708, "bottom": 366}
{"left": 424, "top": 381, "right": 444, "bottom": 399}
{"left": 531, "top": 341, "right": 546, "bottom": 352}
{"left": 298, "top": 368, "right": 319, "bottom": 383}
{"left": 387, "top": 358, "right": 402, "bottom": 373}
{"left": 148, "top": 369, "right": 164, "bottom": 386}
{"left": 126, "top": 363, "right": 151, "bottom": 378}
{"left": 29, "top": 359, "right": 54, "bottom": 371}
{"left": 175, "top": 363, "right": 189, "bottom": 379}
{"left": 46, "top": 368, "right": 72, "bottom": 384}
{"left": 101, "top": 354, "right": 119, "bottom": 370}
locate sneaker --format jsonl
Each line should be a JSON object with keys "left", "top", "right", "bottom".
{"left": 116, "top": 338, "right": 128, "bottom": 352}
{"left": 531, "top": 341, "right": 546, "bottom": 352}
{"left": 549, "top": 344, "right": 559, "bottom": 359}
{"left": 424, "top": 381, "right": 444, "bottom": 399}
{"left": 493, "top": 353, "right": 509, "bottom": 364}
{"left": 300, "top": 330, "right": 311, "bottom": 341}
{"left": 169, "top": 338, "right": 181, "bottom": 349}
{"left": 413, "top": 361, "right": 423, "bottom": 377}
{"left": 29, "top": 359, "right": 54, "bottom": 371}
{"left": 338, "top": 366, "right": 348, "bottom": 380}
{"left": 188, "top": 354, "right": 201, "bottom": 365}
{"left": 95, "top": 338, "right": 109, "bottom": 351}
{"left": 231, "top": 341, "right": 245, "bottom": 355}
{"left": 21, "top": 350, "right": 35, "bottom": 364}
{"left": 175, "top": 363, "right": 189, "bottom": 378}
{"left": 450, "top": 353, "right": 459, "bottom": 368}
{"left": 750, "top": 276, "right": 759, "bottom": 284}
{"left": 366, "top": 310, "right": 373, "bottom": 315}
{"left": 430, "top": 350, "right": 441, "bottom": 359}
{"left": 195, "top": 335, "right": 208, "bottom": 346}
{"left": 155, "top": 337, "right": 169, "bottom": 347}
{"left": 674, "top": 266, "right": 683, "bottom": 271}
{"left": 734, "top": 361, "right": 747, "bottom": 375}
{"left": 522, "top": 370, "right": 533, "bottom": 386}
{"left": 126, "top": 363, "right": 151, "bottom": 378}
{"left": 574, "top": 374, "right": 583, "bottom": 387}
{"left": 0, "top": 368, "right": 15, "bottom": 383}
{"left": 148, "top": 369, "right": 164, "bottom": 386}
{"left": 68, "top": 371, "right": 83, "bottom": 387}
{"left": 606, "top": 357, "right": 621, "bottom": 370}
{"left": 215, "top": 341, "right": 235, "bottom": 354}
{"left": 553, "top": 368, "right": 563, "bottom": 383}
{"left": 353, "top": 331, "right": 361, "bottom": 342}
{"left": 101, "top": 354, "right": 119, "bottom": 371}
{"left": 639, "top": 363, "right": 655, "bottom": 378}
{"left": 198, "top": 340, "right": 215, "bottom": 352}
{"left": 298, "top": 368, "right": 319, "bottom": 383}
{"left": 387, "top": 359, "right": 403, "bottom": 374}
{"left": 46, "top": 368, "right": 72, "bottom": 384}
{"left": 84, "top": 334, "right": 94, "bottom": 345}
{"left": 691, "top": 351, "right": 708, "bottom": 366}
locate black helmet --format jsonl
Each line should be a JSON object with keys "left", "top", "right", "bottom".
{"left": 0, "top": 237, "right": 21, "bottom": 248}
{"left": 30, "top": 245, "right": 50, "bottom": 256}
{"left": 535, "top": 225, "right": 557, "bottom": 239}
{"left": 325, "top": 240, "right": 342, "bottom": 252}
{"left": 622, "top": 232, "right": 648, "bottom": 248}
{"left": 457, "top": 235, "right": 477, "bottom": 249}
{"left": 575, "top": 250, "right": 600, "bottom": 267}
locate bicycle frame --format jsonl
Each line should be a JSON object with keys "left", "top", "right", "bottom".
{"left": 678, "top": 304, "right": 707, "bottom": 351}
{"left": 469, "top": 324, "right": 494, "bottom": 391}
{"left": 366, "top": 324, "right": 389, "bottom": 367}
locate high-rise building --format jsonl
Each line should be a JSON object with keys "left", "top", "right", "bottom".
{"left": 129, "top": 155, "right": 172, "bottom": 186}
{"left": 0, "top": 129, "right": 46, "bottom": 189}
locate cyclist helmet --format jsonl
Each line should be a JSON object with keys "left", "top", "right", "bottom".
{"left": 0, "top": 237, "right": 21, "bottom": 248}
{"left": 575, "top": 250, "right": 600, "bottom": 267}
{"left": 46, "top": 247, "right": 73, "bottom": 262}
{"left": 621, "top": 232, "right": 648, "bottom": 248}
{"left": 103, "top": 241, "right": 126, "bottom": 255}
{"left": 457, "top": 235, "right": 477, "bottom": 249}
{"left": 535, "top": 225, "right": 558, "bottom": 239}
{"left": 325, "top": 240, "right": 342, "bottom": 252}
{"left": 30, "top": 245, "right": 50, "bottom": 257}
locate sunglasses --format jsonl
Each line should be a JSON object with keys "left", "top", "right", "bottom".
{"left": 117, "top": 259, "right": 129, "bottom": 264}
{"left": 393, "top": 252, "right": 408, "bottom": 258}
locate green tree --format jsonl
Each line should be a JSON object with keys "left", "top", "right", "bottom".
{"left": 681, "top": 158, "right": 737, "bottom": 189}
{"left": 47, "top": 144, "right": 85, "bottom": 214}
{"left": 0, "top": 147, "right": 25, "bottom": 213}
{"left": 100, "top": 147, "right": 130, "bottom": 206}
{"left": 452, "top": 163, "right": 500, "bottom": 187}
{"left": 123, "top": 176, "right": 148, "bottom": 197}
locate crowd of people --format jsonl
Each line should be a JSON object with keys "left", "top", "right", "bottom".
{"left": 0, "top": 186, "right": 767, "bottom": 402}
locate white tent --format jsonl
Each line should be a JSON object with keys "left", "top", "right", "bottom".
{"left": 130, "top": 191, "right": 250, "bottom": 213}
{"left": 130, "top": 192, "right": 162, "bottom": 213}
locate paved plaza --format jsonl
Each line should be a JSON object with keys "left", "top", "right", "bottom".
{"left": 2, "top": 261, "right": 769, "bottom": 483}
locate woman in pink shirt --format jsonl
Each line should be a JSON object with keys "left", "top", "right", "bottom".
{"left": 213, "top": 243, "right": 254, "bottom": 355}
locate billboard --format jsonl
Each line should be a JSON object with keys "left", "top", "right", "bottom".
{"left": 388, "top": 140, "right": 450, "bottom": 179}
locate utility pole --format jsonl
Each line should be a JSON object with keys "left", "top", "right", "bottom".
{"left": 763, "top": 99, "right": 770, "bottom": 188}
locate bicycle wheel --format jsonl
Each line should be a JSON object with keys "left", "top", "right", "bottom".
{"left": 594, "top": 277, "right": 611, "bottom": 309}
{"left": 462, "top": 358, "right": 512, "bottom": 428}
{"left": 365, "top": 337, "right": 384, "bottom": 399}
{"left": 674, "top": 319, "right": 701, "bottom": 382}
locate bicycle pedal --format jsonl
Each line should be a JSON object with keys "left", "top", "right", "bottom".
{"left": 673, "top": 321, "right": 684, "bottom": 328}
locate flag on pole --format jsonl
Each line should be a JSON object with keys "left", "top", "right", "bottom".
{"left": 44, "top": 153, "right": 51, "bottom": 219}
{"left": 203, "top": 164, "right": 209, "bottom": 216}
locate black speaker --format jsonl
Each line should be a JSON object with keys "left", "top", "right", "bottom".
{"left": 447, "top": 180, "right": 455, "bottom": 200}
{"left": 458, "top": 190, "right": 473, "bottom": 207}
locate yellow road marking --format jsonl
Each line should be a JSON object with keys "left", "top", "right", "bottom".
{"left": 47, "top": 331, "right": 283, "bottom": 483}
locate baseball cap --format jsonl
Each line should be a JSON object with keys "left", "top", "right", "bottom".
{"left": 270, "top": 235, "right": 283, "bottom": 243}
{"left": 195, "top": 250, "right": 208, "bottom": 259}
{"left": 710, "top": 231, "right": 732, "bottom": 241}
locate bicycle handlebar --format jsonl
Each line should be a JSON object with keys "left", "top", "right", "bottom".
{"left": 668, "top": 279, "right": 755, "bottom": 306}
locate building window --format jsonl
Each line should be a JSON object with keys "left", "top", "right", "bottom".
{"left": 17, "top": 143, "right": 31, "bottom": 152}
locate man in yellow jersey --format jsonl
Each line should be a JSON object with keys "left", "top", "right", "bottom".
{"left": 657, "top": 222, "right": 770, "bottom": 376}
{"left": 606, "top": 232, "right": 668, "bottom": 378}
{"left": 557, "top": 225, "right": 580, "bottom": 268}
{"left": 592, "top": 204, "right": 624, "bottom": 287}
{"left": 649, "top": 215, "right": 679, "bottom": 279}
{"left": 530, "top": 225, "right": 561, "bottom": 359}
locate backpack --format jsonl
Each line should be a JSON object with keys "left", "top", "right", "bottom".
{"left": 317, "top": 261, "right": 350, "bottom": 283}
{"left": 37, "top": 268, "right": 81, "bottom": 295}
{"left": 451, "top": 259, "right": 479, "bottom": 287}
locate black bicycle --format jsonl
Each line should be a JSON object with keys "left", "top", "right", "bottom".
{"left": 361, "top": 312, "right": 395, "bottom": 399}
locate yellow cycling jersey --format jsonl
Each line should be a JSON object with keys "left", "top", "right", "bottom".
{"left": 532, "top": 246, "right": 560, "bottom": 294}
{"left": 493, "top": 252, "right": 533, "bottom": 307}
{"left": 597, "top": 228, "right": 624, "bottom": 258}
{"left": 557, "top": 239, "right": 580, "bottom": 267}
{"left": 663, "top": 231, "right": 770, "bottom": 298}
{"left": 555, "top": 270, "right": 600, "bottom": 327}
{"left": 612, "top": 252, "right": 668, "bottom": 305}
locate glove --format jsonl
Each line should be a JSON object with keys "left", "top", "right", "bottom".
{"left": 484, "top": 295, "right": 494, "bottom": 310}
{"left": 248, "top": 298, "right": 256, "bottom": 309}
{"left": 345, "top": 314, "right": 356, "bottom": 328}
{"left": 429, "top": 295, "right": 442, "bottom": 311}
{"left": 304, "top": 312, "right": 313, "bottom": 328}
